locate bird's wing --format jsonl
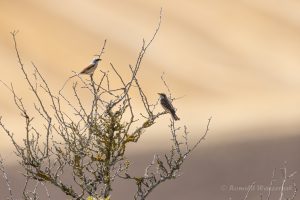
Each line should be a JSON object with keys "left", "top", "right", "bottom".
{"left": 167, "top": 97, "right": 175, "bottom": 110}
{"left": 80, "top": 63, "right": 95, "bottom": 74}
{"left": 161, "top": 98, "right": 175, "bottom": 113}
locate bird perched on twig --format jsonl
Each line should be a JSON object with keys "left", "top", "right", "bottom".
{"left": 79, "top": 57, "right": 102, "bottom": 75}
{"left": 158, "top": 93, "right": 180, "bottom": 121}
{"left": 59, "top": 56, "right": 102, "bottom": 93}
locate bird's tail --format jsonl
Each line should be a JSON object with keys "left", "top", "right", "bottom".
{"left": 172, "top": 113, "right": 180, "bottom": 121}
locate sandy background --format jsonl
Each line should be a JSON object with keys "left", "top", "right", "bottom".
{"left": 0, "top": 0, "right": 300, "bottom": 199}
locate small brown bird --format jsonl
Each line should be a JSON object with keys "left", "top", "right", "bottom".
{"left": 158, "top": 93, "right": 180, "bottom": 121}
{"left": 80, "top": 57, "right": 101, "bottom": 75}
{"left": 59, "top": 57, "right": 102, "bottom": 93}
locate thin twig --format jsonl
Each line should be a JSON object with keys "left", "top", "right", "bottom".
{"left": 0, "top": 155, "right": 14, "bottom": 200}
{"left": 243, "top": 182, "right": 255, "bottom": 200}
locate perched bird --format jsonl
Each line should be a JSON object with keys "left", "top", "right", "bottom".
{"left": 59, "top": 57, "right": 102, "bottom": 93}
{"left": 79, "top": 57, "right": 102, "bottom": 75}
{"left": 158, "top": 93, "right": 180, "bottom": 121}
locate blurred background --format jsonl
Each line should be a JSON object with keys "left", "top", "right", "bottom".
{"left": 0, "top": 0, "right": 300, "bottom": 199}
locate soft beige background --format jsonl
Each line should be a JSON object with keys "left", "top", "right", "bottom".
{"left": 0, "top": 0, "right": 300, "bottom": 199}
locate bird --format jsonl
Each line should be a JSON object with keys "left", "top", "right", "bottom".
{"left": 158, "top": 93, "right": 180, "bottom": 121}
{"left": 79, "top": 57, "right": 102, "bottom": 75}
{"left": 59, "top": 57, "right": 102, "bottom": 93}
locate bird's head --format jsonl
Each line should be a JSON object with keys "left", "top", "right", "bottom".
{"left": 92, "top": 55, "right": 102, "bottom": 63}
{"left": 93, "top": 58, "right": 101, "bottom": 63}
{"left": 158, "top": 93, "right": 167, "bottom": 98}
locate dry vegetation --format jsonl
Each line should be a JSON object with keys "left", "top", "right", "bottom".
{"left": 0, "top": 10, "right": 212, "bottom": 200}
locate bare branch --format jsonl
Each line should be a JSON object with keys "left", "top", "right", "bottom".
{"left": 243, "top": 182, "right": 255, "bottom": 200}
{"left": 0, "top": 155, "right": 14, "bottom": 200}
